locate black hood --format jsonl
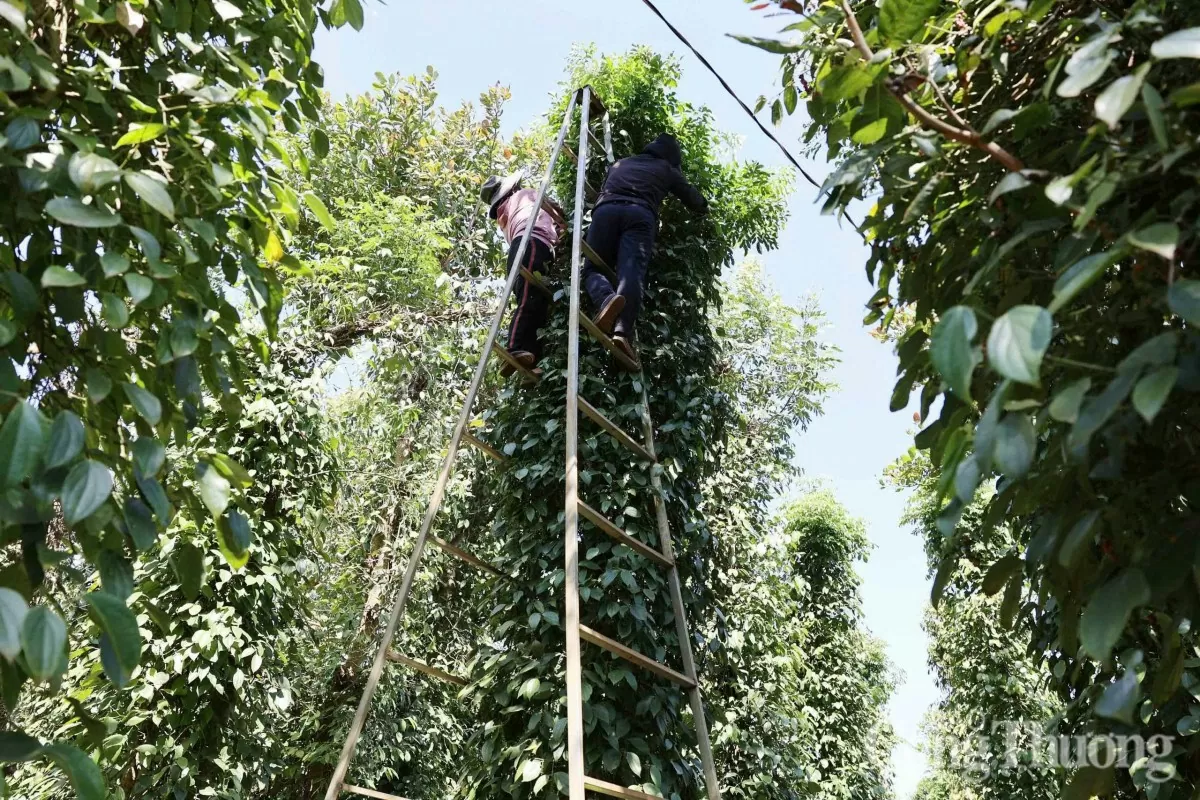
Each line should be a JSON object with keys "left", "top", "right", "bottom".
{"left": 642, "top": 133, "right": 682, "bottom": 167}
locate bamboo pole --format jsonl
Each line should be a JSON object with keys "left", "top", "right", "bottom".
{"left": 564, "top": 85, "right": 592, "bottom": 800}
{"left": 639, "top": 384, "right": 722, "bottom": 799}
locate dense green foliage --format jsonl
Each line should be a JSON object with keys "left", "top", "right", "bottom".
{"left": 0, "top": 0, "right": 358, "bottom": 791}
{"left": 888, "top": 450, "right": 1059, "bottom": 800}
{"left": 4, "top": 60, "right": 515, "bottom": 797}
{"left": 11, "top": 352, "right": 335, "bottom": 797}
{"left": 271, "top": 72, "right": 527, "bottom": 797}
{"left": 665, "top": 264, "right": 897, "bottom": 800}
{"left": 741, "top": 0, "right": 1200, "bottom": 794}
{"left": 456, "top": 49, "right": 810, "bottom": 799}
{"left": 755, "top": 494, "right": 896, "bottom": 800}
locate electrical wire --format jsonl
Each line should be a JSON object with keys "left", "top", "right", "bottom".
{"left": 637, "top": 0, "right": 864, "bottom": 235}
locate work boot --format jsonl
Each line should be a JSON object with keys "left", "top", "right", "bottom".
{"left": 594, "top": 294, "right": 626, "bottom": 336}
{"left": 612, "top": 335, "right": 640, "bottom": 373}
{"left": 499, "top": 349, "right": 535, "bottom": 378}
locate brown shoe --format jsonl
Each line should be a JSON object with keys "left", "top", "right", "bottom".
{"left": 594, "top": 294, "right": 626, "bottom": 335}
{"left": 612, "top": 335, "right": 640, "bottom": 372}
{"left": 499, "top": 349, "right": 535, "bottom": 378}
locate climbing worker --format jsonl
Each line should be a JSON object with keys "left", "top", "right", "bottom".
{"left": 583, "top": 132, "right": 709, "bottom": 371}
{"left": 481, "top": 172, "right": 604, "bottom": 377}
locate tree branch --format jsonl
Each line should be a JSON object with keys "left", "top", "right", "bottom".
{"left": 838, "top": 0, "right": 1025, "bottom": 173}
{"left": 928, "top": 74, "right": 971, "bottom": 131}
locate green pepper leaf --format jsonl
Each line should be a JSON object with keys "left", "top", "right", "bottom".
{"left": 0, "top": 401, "right": 46, "bottom": 488}
{"left": 122, "top": 383, "right": 162, "bottom": 424}
{"left": 44, "top": 411, "right": 84, "bottom": 470}
{"left": 40, "top": 266, "right": 86, "bottom": 288}
{"left": 85, "top": 592, "right": 141, "bottom": 686}
{"left": 62, "top": 460, "right": 113, "bottom": 526}
{"left": 44, "top": 198, "right": 120, "bottom": 228}
{"left": 987, "top": 306, "right": 1052, "bottom": 386}
{"left": 20, "top": 606, "right": 66, "bottom": 682}
{"left": 1081, "top": 569, "right": 1150, "bottom": 662}
{"left": 930, "top": 306, "right": 979, "bottom": 398}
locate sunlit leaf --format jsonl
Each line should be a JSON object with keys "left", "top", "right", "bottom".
{"left": 1129, "top": 222, "right": 1180, "bottom": 260}
{"left": 115, "top": 123, "right": 166, "bottom": 147}
{"left": 197, "top": 462, "right": 231, "bottom": 518}
{"left": 1151, "top": 28, "right": 1200, "bottom": 60}
{"left": 726, "top": 34, "right": 803, "bottom": 55}
{"left": 1094, "top": 65, "right": 1149, "bottom": 128}
{"left": 303, "top": 191, "right": 336, "bottom": 231}
{"left": 124, "top": 171, "right": 175, "bottom": 220}
{"left": 0, "top": 588, "right": 28, "bottom": 661}
{"left": 44, "top": 197, "right": 120, "bottom": 228}
{"left": 40, "top": 266, "right": 85, "bottom": 288}
{"left": 878, "top": 0, "right": 942, "bottom": 43}
{"left": 986, "top": 306, "right": 1052, "bottom": 386}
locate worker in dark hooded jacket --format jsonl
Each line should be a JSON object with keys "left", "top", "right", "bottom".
{"left": 583, "top": 132, "right": 709, "bottom": 370}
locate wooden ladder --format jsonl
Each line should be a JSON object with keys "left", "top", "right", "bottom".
{"left": 323, "top": 86, "right": 721, "bottom": 800}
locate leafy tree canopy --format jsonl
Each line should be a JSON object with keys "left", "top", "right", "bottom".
{"left": 0, "top": 0, "right": 357, "bottom": 791}
{"left": 740, "top": 0, "right": 1200, "bottom": 794}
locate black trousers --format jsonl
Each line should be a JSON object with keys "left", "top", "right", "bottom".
{"left": 582, "top": 201, "right": 656, "bottom": 338}
{"left": 506, "top": 237, "right": 553, "bottom": 360}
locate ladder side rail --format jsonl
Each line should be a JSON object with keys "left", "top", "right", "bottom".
{"left": 638, "top": 384, "right": 722, "bottom": 799}
{"left": 602, "top": 112, "right": 615, "bottom": 164}
{"left": 564, "top": 86, "right": 593, "bottom": 800}
{"left": 323, "top": 90, "right": 581, "bottom": 800}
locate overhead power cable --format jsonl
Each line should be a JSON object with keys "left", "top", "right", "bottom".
{"left": 637, "top": 0, "right": 864, "bottom": 235}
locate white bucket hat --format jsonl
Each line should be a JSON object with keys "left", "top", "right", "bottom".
{"left": 480, "top": 172, "right": 524, "bottom": 219}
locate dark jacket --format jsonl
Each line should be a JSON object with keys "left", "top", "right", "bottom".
{"left": 595, "top": 133, "right": 709, "bottom": 217}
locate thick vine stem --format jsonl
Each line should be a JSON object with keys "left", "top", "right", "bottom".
{"left": 838, "top": 0, "right": 1026, "bottom": 173}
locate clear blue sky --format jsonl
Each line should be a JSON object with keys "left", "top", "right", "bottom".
{"left": 315, "top": 2, "right": 936, "bottom": 796}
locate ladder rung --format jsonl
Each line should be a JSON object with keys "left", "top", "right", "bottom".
{"left": 578, "top": 501, "right": 672, "bottom": 569}
{"left": 463, "top": 432, "right": 506, "bottom": 463}
{"left": 579, "top": 625, "right": 695, "bottom": 689}
{"left": 580, "top": 240, "right": 618, "bottom": 284}
{"left": 584, "top": 776, "right": 659, "bottom": 800}
{"left": 579, "top": 397, "right": 655, "bottom": 463}
{"left": 343, "top": 785, "right": 414, "bottom": 800}
{"left": 491, "top": 342, "right": 541, "bottom": 382}
{"left": 587, "top": 128, "right": 604, "bottom": 155}
{"left": 430, "top": 534, "right": 507, "bottom": 579}
{"left": 385, "top": 651, "right": 467, "bottom": 686}
{"left": 520, "top": 266, "right": 553, "bottom": 297}
{"left": 579, "top": 314, "right": 639, "bottom": 373}
{"left": 563, "top": 142, "right": 600, "bottom": 183}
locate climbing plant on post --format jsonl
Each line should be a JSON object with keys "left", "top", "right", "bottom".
{"left": 0, "top": 0, "right": 357, "bottom": 792}
{"left": 457, "top": 47, "right": 789, "bottom": 798}
{"left": 739, "top": 0, "right": 1200, "bottom": 793}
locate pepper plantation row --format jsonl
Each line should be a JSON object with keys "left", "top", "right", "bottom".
{"left": 740, "top": 0, "right": 1200, "bottom": 797}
